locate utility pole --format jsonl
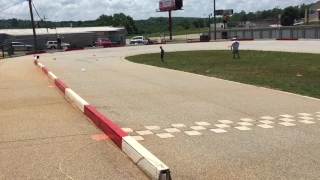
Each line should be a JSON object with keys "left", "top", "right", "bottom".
{"left": 43, "top": 15, "right": 49, "bottom": 33}
{"left": 198, "top": 18, "right": 200, "bottom": 36}
{"left": 28, "top": 0, "right": 38, "bottom": 52}
{"left": 169, "top": 10, "right": 172, "bottom": 40}
{"left": 208, "top": 13, "right": 212, "bottom": 40}
{"left": 213, "top": 0, "right": 216, "bottom": 40}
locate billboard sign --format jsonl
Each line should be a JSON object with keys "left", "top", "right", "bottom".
{"left": 175, "top": 0, "right": 183, "bottom": 9}
{"left": 158, "top": 0, "right": 183, "bottom": 11}
{"left": 159, "top": 0, "right": 176, "bottom": 11}
{"left": 215, "top": 9, "right": 233, "bottom": 16}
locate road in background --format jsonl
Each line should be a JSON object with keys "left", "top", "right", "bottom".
{"left": 126, "top": 33, "right": 201, "bottom": 44}
{"left": 36, "top": 41, "right": 320, "bottom": 179}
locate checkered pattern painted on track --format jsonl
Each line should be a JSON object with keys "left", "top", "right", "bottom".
{"left": 121, "top": 112, "right": 320, "bottom": 141}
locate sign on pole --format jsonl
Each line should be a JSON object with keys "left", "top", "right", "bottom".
{"left": 309, "top": 10, "right": 315, "bottom": 14}
{"left": 215, "top": 9, "right": 233, "bottom": 16}
{"left": 159, "top": 0, "right": 183, "bottom": 11}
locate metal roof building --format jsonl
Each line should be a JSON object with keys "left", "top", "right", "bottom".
{"left": 0, "top": 26, "right": 127, "bottom": 35}
{"left": 0, "top": 26, "right": 128, "bottom": 49}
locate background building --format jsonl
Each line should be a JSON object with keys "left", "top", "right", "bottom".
{"left": 0, "top": 26, "right": 128, "bottom": 50}
{"left": 305, "top": 1, "right": 320, "bottom": 23}
{"left": 244, "top": 21, "right": 271, "bottom": 28}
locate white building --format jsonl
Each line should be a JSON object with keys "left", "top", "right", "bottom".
{"left": 305, "top": 1, "right": 320, "bottom": 23}
{"left": 210, "top": 23, "right": 227, "bottom": 29}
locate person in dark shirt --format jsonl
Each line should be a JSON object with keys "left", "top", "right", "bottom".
{"left": 9, "top": 42, "right": 14, "bottom": 56}
{"left": 57, "top": 35, "right": 62, "bottom": 50}
{"left": 160, "top": 46, "right": 164, "bottom": 62}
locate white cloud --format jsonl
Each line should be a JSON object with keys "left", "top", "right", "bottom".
{"left": 0, "top": 0, "right": 317, "bottom": 21}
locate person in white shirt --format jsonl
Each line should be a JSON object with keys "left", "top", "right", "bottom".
{"left": 231, "top": 37, "right": 240, "bottom": 59}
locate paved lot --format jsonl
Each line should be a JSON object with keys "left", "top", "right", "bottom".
{"left": 126, "top": 33, "right": 201, "bottom": 44}
{"left": 0, "top": 57, "right": 149, "bottom": 180}
{"left": 36, "top": 41, "right": 320, "bottom": 179}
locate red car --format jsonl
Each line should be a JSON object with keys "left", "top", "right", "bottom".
{"left": 147, "top": 39, "right": 158, "bottom": 44}
{"left": 94, "top": 38, "right": 112, "bottom": 47}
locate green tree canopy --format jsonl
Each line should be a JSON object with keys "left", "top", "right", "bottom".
{"left": 11, "top": 18, "right": 19, "bottom": 27}
{"left": 280, "top": 6, "right": 299, "bottom": 26}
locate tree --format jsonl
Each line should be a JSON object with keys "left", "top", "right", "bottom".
{"left": 260, "top": 10, "right": 267, "bottom": 19}
{"left": 198, "top": 18, "right": 204, "bottom": 28}
{"left": 11, "top": 18, "right": 18, "bottom": 28}
{"left": 96, "top": 14, "right": 113, "bottom": 26}
{"left": 271, "top": 7, "right": 282, "bottom": 19}
{"left": 125, "top": 15, "right": 138, "bottom": 34}
{"left": 280, "top": 6, "right": 299, "bottom": 26}
{"left": 113, "top": 13, "right": 128, "bottom": 26}
{"left": 173, "top": 25, "right": 184, "bottom": 31}
{"left": 178, "top": 21, "right": 190, "bottom": 29}
{"left": 229, "top": 13, "right": 241, "bottom": 22}
{"left": 193, "top": 21, "right": 199, "bottom": 28}
{"left": 239, "top": 10, "right": 247, "bottom": 24}
{"left": 255, "top": 11, "right": 262, "bottom": 20}
{"left": 299, "top": 3, "right": 307, "bottom": 19}
{"left": 247, "top": 12, "right": 256, "bottom": 21}
{"left": 94, "top": 13, "right": 137, "bottom": 34}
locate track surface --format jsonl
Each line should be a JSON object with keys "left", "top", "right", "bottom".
{"left": 0, "top": 57, "right": 149, "bottom": 180}
{"left": 26, "top": 41, "right": 320, "bottom": 179}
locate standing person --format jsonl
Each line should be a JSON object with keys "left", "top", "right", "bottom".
{"left": 9, "top": 42, "right": 13, "bottom": 56}
{"left": 160, "top": 46, "right": 164, "bottom": 62}
{"left": 231, "top": 37, "right": 240, "bottom": 59}
{"left": 57, "top": 35, "right": 62, "bottom": 50}
{"left": 1, "top": 43, "right": 4, "bottom": 58}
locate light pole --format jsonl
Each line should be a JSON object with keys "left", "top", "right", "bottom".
{"left": 198, "top": 17, "right": 201, "bottom": 36}
{"left": 213, "top": 0, "right": 216, "bottom": 40}
{"left": 28, "top": 0, "right": 38, "bottom": 52}
{"left": 207, "top": 13, "right": 212, "bottom": 40}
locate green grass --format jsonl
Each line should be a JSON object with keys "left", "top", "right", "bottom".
{"left": 303, "top": 21, "right": 320, "bottom": 25}
{"left": 126, "top": 28, "right": 210, "bottom": 39}
{"left": 126, "top": 50, "right": 320, "bottom": 99}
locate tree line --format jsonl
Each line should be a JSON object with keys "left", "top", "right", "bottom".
{"left": 0, "top": 3, "right": 312, "bottom": 34}
{"left": 0, "top": 13, "right": 138, "bottom": 34}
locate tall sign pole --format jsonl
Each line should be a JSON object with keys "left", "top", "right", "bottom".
{"left": 158, "top": 0, "right": 183, "bottom": 41}
{"left": 213, "top": 0, "right": 216, "bottom": 40}
{"left": 208, "top": 13, "right": 212, "bottom": 40}
{"left": 169, "top": 10, "right": 172, "bottom": 40}
{"left": 28, "top": 0, "right": 38, "bottom": 52}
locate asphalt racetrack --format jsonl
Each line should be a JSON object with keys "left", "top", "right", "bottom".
{"left": 34, "top": 40, "right": 320, "bottom": 179}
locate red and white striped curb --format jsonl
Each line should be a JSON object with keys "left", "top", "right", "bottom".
{"left": 33, "top": 57, "right": 171, "bottom": 180}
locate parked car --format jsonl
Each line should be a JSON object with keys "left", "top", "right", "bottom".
{"left": 46, "top": 41, "right": 70, "bottom": 49}
{"left": 11, "top": 42, "right": 33, "bottom": 51}
{"left": 129, "top": 36, "right": 148, "bottom": 45}
{"left": 94, "top": 38, "right": 112, "bottom": 47}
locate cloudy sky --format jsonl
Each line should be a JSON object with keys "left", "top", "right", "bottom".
{"left": 0, "top": 0, "right": 316, "bottom": 21}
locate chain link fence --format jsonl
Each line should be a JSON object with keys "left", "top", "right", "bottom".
{"left": 0, "top": 41, "right": 17, "bottom": 58}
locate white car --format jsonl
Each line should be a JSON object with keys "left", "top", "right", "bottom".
{"left": 11, "top": 42, "right": 33, "bottom": 51}
{"left": 46, "top": 41, "right": 70, "bottom": 49}
{"left": 129, "top": 36, "right": 148, "bottom": 45}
